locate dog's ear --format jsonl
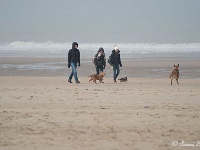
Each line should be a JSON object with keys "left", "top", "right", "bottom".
{"left": 177, "top": 64, "right": 179, "bottom": 67}
{"left": 174, "top": 65, "right": 175, "bottom": 67}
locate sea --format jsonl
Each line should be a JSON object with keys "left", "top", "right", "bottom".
{"left": 0, "top": 41, "right": 200, "bottom": 59}
{"left": 0, "top": 41, "right": 200, "bottom": 78}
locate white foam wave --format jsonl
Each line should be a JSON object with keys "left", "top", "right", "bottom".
{"left": 0, "top": 41, "right": 200, "bottom": 53}
{"left": 0, "top": 41, "right": 71, "bottom": 51}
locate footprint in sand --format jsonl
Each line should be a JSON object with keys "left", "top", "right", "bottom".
{"left": 15, "top": 96, "right": 23, "bottom": 99}
{"left": 23, "top": 113, "right": 33, "bottom": 118}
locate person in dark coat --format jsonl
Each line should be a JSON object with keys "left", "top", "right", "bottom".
{"left": 109, "top": 45, "right": 122, "bottom": 83}
{"left": 93, "top": 47, "right": 106, "bottom": 74}
{"left": 68, "top": 42, "right": 80, "bottom": 84}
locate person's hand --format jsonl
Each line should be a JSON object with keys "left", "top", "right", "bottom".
{"left": 78, "top": 63, "right": 80, "bottom": 67}
{"left": 68, "top": 64, "right": 70, "bottom": 68}
{"left": 103, "top": 66, "right": 105, "bottom": 69}
{"left": 111, "top": 66, "right": 113, "bottom": 69}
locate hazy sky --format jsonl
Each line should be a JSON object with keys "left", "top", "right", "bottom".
{"left": 0, "top": 0, "right": 200, "bottom": 43}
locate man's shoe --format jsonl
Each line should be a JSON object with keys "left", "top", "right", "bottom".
{"left": 76, "top": 81, "right": 80, "bottom": 84}
{"left": 68, "top": 79, "right": 72, "bottom": 83}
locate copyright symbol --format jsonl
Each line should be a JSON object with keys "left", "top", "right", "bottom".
{"left": 172, "top": 141, "right": 179, "bottom": 146}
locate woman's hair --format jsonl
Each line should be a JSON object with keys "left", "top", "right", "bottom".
{"left": 96, "top": 47, "right": 104, "bottom": 55}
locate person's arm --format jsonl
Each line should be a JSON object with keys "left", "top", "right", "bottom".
{"left": 78, "top": 50, "right": 80, "bottom": 66}
{"left": 68, "top": 50, "right": 72, "bottom": 68}
{"left": 119, "top": 54, "right": 122, "bottom": 67}
{"left": 103, "top": 56, "right": 106, "bottom": 68}
{"left": 97, "top": 52, "right": 101, "bottom": 59}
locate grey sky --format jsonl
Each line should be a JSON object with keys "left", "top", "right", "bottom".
{"left": 0, "top": 0, "right": 200, "bottom": 43}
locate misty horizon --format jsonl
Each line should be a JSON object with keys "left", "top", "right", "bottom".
{"left": 0, "top": 0, "right": 200, "bottom": 43}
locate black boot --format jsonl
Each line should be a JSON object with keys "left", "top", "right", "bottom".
{"left": 68, "top": 79, "right": 72, "bottom": 83}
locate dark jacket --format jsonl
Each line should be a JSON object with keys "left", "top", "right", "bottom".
{"left": 94, "top": 48, "right": 106, "bottom": 67}
{"left": 68, "top": 42, "right": 80, "bottom": 65}
{"left": 110, "top": 50, "right": 122, "bottom": 67}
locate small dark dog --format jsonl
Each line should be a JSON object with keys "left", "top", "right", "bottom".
{"left": 118, "top": 77, "right": 128, "bottom": 82}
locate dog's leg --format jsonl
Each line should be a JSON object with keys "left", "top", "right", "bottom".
{"left": 171, "top": 77, "right": 173, "bottom": 85}
{"left": 99, "top": 79, "right": 102, "bottom": 83}
{"left": 176, "top": 78, "right": 179, "bottom": 85}
{"left": 94, "top": 80, "right": 97, "bottom": 84}
{"left": 99, "top": 79, "right": 104, "bottom": 83}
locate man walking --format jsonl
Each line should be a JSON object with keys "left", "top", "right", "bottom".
{"left": 68, "top": 42, "right": 80, "bottom": 84}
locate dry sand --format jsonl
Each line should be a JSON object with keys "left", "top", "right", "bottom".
{"left": 0, "top": 76, "right": 200, "bottom": 150}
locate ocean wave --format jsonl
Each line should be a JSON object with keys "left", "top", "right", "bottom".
{"left": 0, "top": 41, "right": 200, "bottom": 52}
{"left": 0, "top": 41, "right": 71, "bottom": 51}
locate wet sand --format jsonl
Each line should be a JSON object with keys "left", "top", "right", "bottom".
{"left": 0, "top": 57, "right": 200, "bottom": 78}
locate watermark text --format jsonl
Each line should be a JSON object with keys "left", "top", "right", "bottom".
{"left": 172, "top": 141, "right": 200, "bottom": 147}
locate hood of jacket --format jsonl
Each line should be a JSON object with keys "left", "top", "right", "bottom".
{"left": 98, "top": 47, "right": 104, "bottom": 52}
{"left": 72, "top": 42, "right": 78, "bottom": 49}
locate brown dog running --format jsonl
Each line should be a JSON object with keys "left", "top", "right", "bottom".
{"left": 88, "top": 72, "right": 106, "bottom": 84}
{"left": 169, "top": 64, "right": 179, "bottom": 85}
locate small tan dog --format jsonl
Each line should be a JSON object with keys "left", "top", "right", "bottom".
{"left": 169, "top": 64, "right": 179, "bottom": 85}
{"left": 88, "top": 72, "right": 105, "bottom": 84}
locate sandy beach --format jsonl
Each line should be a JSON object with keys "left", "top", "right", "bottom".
{"left": 1, "top": 0, "right": 200, "bottom": 149}
{"left": 0, "top": 75, "right": 200, "bottom": 150}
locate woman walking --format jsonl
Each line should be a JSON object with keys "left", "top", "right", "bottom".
{"left": 93, "top": 47, "right": 106, "bottom": 74}
{"left": 109, "top": 45, "right": 122, "bottom": 83}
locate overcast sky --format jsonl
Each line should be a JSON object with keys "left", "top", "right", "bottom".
{"left": 0, "top": 0, "right": 200, "bottom": 43}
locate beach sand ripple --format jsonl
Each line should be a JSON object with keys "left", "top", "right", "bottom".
{"left": 0, "top": 77, "right": 200, "bottom": 150}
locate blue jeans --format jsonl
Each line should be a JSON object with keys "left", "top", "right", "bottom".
{"left": 113, "top": 64, "right": 120, "bottom": 81}
{"left": 69, "top": 62, "right": 79, "bottom": 82}
{"left": 96, "top": 66, "right": 104, "bottom": 74}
